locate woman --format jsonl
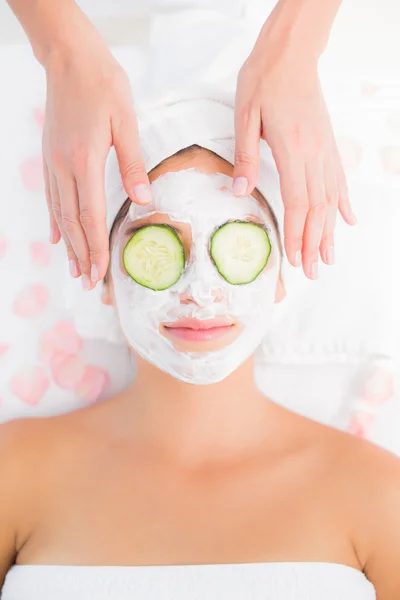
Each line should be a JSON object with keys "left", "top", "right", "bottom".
{"left": 6, "top": 0, "right": 356, "bottom": 285}
{"left": 0, "top": 90, "right": 398, "bottom": 600}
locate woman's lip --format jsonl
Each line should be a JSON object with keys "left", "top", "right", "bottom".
{"left": 163, "top": 325, "right": 235, "bottom": 342}
{"left": 163, "top": 317, "right": 234, "bottom": 330}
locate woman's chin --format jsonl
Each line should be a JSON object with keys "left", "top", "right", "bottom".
{"left": 160, "top": 322, "right": 243, "bottom": 353}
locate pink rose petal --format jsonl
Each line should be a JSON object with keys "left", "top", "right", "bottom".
{"left": 76, "top": 365, "right": 109, "bottom": 403}
{"left": 50, "top": 352, "right": 86, "bottom": 390}
{"left": 337, "top": 137, "right": 363, "bottom": 170}
{"left": 11, "top": 366, "right": 49, "bottom": 405}
{"left": 53, "top": 320, "right": 82, "bottom": 344}
{"left": 380, "top": 146, "right": 400, "bottom": 177}
{"left": 20, "top": 156, "right": 43, "bottom": 191}
{"left": 0, "top": 344, "right": 10, "bottom": 356}
{"left": 34, "top": 108, "right": 45, "bottom": 129}
{"left": 0, "top": 235, "right": 6, "bottom": 260}
{"left": 348, "top": 413, "right": 375, "bottom": 438}
{"left": 30, "top": 241, "right": 51, "bottom": 267}
{"left": 39, "top": 332, "right": 57, "bottom": 364}
{"left": 361, "top": 369, "right": 394, "bottom": 405}
{"left": 13, "top": 284, "right": 49, "bottom": 318}
{"left": 348, "top": 418, "right": 366, "bottom": 438}
{"left": 360, "top": 83, "right": 381, "bottom": 97}
{"left": 39, "top": 321, "right": 82, "bottom": 364}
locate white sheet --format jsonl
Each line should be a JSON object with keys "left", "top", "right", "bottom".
{"left": 0, "top": 4, "right": 398, "bottom": 452}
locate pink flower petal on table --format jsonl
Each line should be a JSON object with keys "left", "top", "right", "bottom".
{"left": 30, "top": 241, "right": 51, "bottom": 267}
{"left": 348, "top": 412, "right": 375, "bottom": 438}
{"left": 380, "top": 146, "right": 400, "bottom": 177}
{"left": 75, "top": 365, "right": 109, "bottom": 403}
{"left": 20, "top": 156, "right": 43, "bottom": 191}
{"left": 0, "top": 345, "right": 10, "bottom": 356}
{"left": 0, "top": 235, "right": 6, "bottom": 260}
{"left": 13, "top": 284, "right": 49, "bottom": 318}
{"left": 361, "top": 369, "right": 394, "bottom": 405}
{"left": 53, "top": 320, "right": 82, "bottom": 344}
{"left": 39, "top": 321, "right": 82, "bottom": 364}
{"left": 11, "top": 366, "right": 49, "bottom": 405}
{"left": 348, "top": 418, "right": 366, "bottom": 438}
{"left": 34, "top": 108, "right": 45, "bottom": 129}
{"left": 360, "top": 83, "right": 381, "bottom": 97}
{"left": 50, "top": 352, "right": 86, "bottom": 390}
{"left": 336, "top": 137, "right": 363, "bottom": 170}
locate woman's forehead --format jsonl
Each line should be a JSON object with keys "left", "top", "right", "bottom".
{"left": 110, "top": 170, "right": 280, "bottom": 253}
{"left": 130, "top": 186, "right": 263, "bottom": 221}
{"left": 124, "top": 210, "right": 267, "bottom": 231}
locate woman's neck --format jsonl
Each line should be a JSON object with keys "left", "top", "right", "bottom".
{"left": 114, "top": 356, "right": 285, "bottom": 470}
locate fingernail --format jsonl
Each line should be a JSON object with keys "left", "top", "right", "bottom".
{"left": 295, "top": 251, "right": 302, "bottom": 267}
{"left": 232, "top": 177, "right": 248, "bottom": 196}
{"left": 82, "top": 274, "right": 91, "bottom": 291}
{"left": 133, "top": 184, "right": 152, "bottom": 204}
{"left": 49, "top": 229, "right": 57, "bottom": 244}
{"left": 69, "top": 260, "right": 79, "bottom": 278}
{"left": 351, "top": 211, "right": 357, "bottom": 225}
{"left": 326, "top": 247, "right": 335, "bottom": 265}
{"left": 91, "top": 264, "right": 98, "bottom": 283}
{"left": 311, "top": 262, "right": 319, "bottom": 280}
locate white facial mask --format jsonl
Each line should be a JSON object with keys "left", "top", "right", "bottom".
{"left": 111, "top": 169, "right": 280, "bottom": 385}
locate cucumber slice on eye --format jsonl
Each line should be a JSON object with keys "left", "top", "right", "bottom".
{"left": 123, "top": 225, "right": 185, "bottom": 291}
{"left": 210, "top": 222, "right": 271, "bottom": 285}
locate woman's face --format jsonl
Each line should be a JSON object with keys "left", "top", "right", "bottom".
{"left": 103, "top": 150, "right": 285, "bottom": 385}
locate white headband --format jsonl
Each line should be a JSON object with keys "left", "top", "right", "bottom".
{"left": 64, "top": 85, "right": 293, "bottom": 344}
{"left": 105, "top": 86, "right": 284, "bottom": 235}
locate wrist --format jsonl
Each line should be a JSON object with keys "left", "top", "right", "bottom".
{"left": 10, "top": 0, "right": 99, "bottom": 68}
{"left": 256, "top": 0, "right": 341, "bottom": 62}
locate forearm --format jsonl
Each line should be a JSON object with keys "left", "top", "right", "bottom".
{"left": 5, "top": 0, "right": 98, "bottom": 66}
{"left": 258, "top": 0, "right": 343, "bottom": 59}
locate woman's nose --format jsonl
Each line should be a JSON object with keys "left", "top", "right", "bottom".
{"left": 179, "top": 247, "right": 225, "bottom": 306}
{"left": 179, "top": 281, "right": 224, "bottom": 306}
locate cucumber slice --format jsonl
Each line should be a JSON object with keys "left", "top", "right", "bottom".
{"left": 123, "top": 225, "right": 185, "bottom": 291}
{"left": 210, "top": 221, "right": 271, "bottom": 285}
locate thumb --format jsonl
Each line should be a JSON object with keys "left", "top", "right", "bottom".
{"left": 233, "top": 100, "right": 261, "bottom": 197}
{"left": 113, "top": 111, "right": 152, "bottom": 205}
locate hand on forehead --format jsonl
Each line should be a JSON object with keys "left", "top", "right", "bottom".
{"left": 128, "top": 169, "right": 273, "bottom": 233}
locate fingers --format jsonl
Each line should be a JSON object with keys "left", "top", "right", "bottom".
{"left": 233, "top": 87, "right": 261, "bottom": 196}
{"left": 302, "top": 160, "right": 327, "bottom": 279}
{"left": 75, "top": 158, "right": 109, "bottom": 287}
{"left": 280, "top": 140, "right": 355, "bottom": 279}
{"left": 278, "top": 153, "right": 309, "bottom": 269}
{"left": 319, "top": 157, "right": 338, "bottom": 267}
{"left": 335, "top": 149, "right": 357, "bottom": 226}
{"left": 113, "top": 108, "right": 151, "bottom": 205}
{"left": 43, "top": 157, "right": 61, "bottom": 244}
{"left": 49, "top": 169, "right": 82, "bottom": 279}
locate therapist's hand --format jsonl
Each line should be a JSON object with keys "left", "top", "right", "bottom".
{"left": 43, "top": 37, "right": 151, "bottom": 290}
{"left": 233, "top": 35, "right": 356, "bottom": 280}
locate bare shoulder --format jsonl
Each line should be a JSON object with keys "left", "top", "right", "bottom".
{"left": 342, "top": 432, "right": 400, "bottom": 599}
{"left": 307, "top": 418, "right": 400, "bottom": 599}
{"left": 0, "top": 417, "right": 52, "bottom": 586}
{"left": 297, "top": 411, "right": 400, "bottom": 476}
{"left": 319, "top": 419, "right": 400, "bottom": 480}
{"left": 0, "top": 414, "right": 71, "bottom": 507}
{"left": 0, "top": 410, "right": 83, "bottom": 463}
{"left": 309, "top": 417, "right": 400, "bottom": 507}
{"left": 0, "top": 408, "right": 100, "bottom": 581}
